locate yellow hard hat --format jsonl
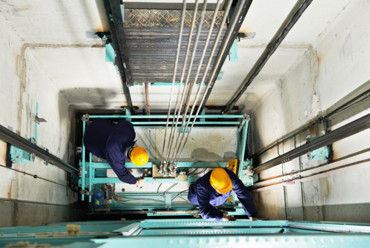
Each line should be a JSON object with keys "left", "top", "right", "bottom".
{"left": 130, "top": 146, "right": 149, "bottom": 166}
{"left": 209, "top": 168, "right": 232, "bottom": 194}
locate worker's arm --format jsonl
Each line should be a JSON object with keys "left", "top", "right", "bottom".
{"left": 228, "top": 170, "right": 258, "bottom": 218}
{"left": 108, "top": 160, "right": 137, "bottom": 184}
{"left": 196, "top": 184, "right": 224, "bottom": 221}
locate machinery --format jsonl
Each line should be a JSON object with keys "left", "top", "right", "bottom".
{"left": 78, "top": 112, "right": 253, "bottom": 216}
{"left": 1, "top": 0, "right": 370, "bottom": 247}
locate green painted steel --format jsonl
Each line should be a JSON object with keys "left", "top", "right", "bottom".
{"left": 92, "top": 235, "right": 370, "bottom": 248}
{"left": 81, "top": 120, "right": 86, "bottom": 201}
{"left": 78, "top": 114, "right": 250, "bottom": 213}
{"left": 88, "top": 115, "right": 244, "bottom": 119}
{"left": 2, "top": 220, "right": 370, "bottom": 247}
{"left": 140, "top": 227, "right": 285, "bottom": 235}
{"left": 229, "top": 39, "right": 238, "bottom": 62}
{"left": 140, "top": 219, "right": 288, "bottom": 228}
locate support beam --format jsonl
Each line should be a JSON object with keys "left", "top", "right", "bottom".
{"left": 254, "top": 113, "right": 370, "bottom": 173}
{"left": 222, "top": 0, "right": 313, "bottom": 114}
{"left": 199, "top": 0, "right": 253, "bottom": 113}
{"left": 103, "top": 0, "right": 133, "bottom": 111}
{"left": 0, "top": 125, "right": 78, "bottom": 174}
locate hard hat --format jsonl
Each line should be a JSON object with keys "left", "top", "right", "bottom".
{"left": 209, "top": 168, "right": 232, "bottom": 194}
{"left": 130, "top": 146, "right": 149, "bottom": 166}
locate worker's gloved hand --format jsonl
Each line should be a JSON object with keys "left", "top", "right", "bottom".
{"left": 249, "top": 217, "right": 257, "bottom": 221}
{"left": 222, "top": 215, "right": 236, "bottom": 221}
{"left": 136, "top": 178, "right": 145, "bottom": 188}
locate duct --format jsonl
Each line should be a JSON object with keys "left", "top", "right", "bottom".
{"left": 222, "top": 0, "right": 313, "bottom": 114}
{"left": 254, "top": 113, "right": 370, "bottom": 173}
{"left": 0, "top": 124, "right": 78, "bottom": 174}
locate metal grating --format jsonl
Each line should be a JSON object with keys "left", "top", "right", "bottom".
{"left": 122, "top": 9, "right": 227, "bottom": 83}
{"left": 124, "top": 9, "right": 225, "bottom": 28}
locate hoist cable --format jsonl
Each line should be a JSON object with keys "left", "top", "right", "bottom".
{"left": 172, "top": 0, "right": 223, "bottom": 163}
{"left": 165, "top": 0, "right": 200, "bottom": 163}
{"left": 160, "top": 0, "right": 187, "bottom": 165}
{"left": 174, "top": 0, "right": 234, "bottom": 163}
{"left": 169, "top": 0, "right": 209, "bottom": 162}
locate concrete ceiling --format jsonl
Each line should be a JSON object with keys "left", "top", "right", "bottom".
{"left": 0, "top": 0, "right": 354, "bottom": 112}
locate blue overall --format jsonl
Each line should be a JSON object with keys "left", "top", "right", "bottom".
{"left": 188, "top": 168, "right": 257, "bottom": 221}
{"left": 83, "top": 119, "right": 137, "bottom": 184}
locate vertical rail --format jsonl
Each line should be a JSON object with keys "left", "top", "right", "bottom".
{"left": 35, "top": 102, "right": 38, "bottom": 145}
{"left": 239, "top": 119, "right": 248, "bottom": 168}
{"left": 222, "top": 0, "right": 313, "bottom": 113}
{"left": 199, "top": 0, "right": 253, "bottom": 113}
{"left": 82, "top": 121, "right": 86, "bottom": 201}
{"left": 89, "top": 152, "right": 93, "bottom": 202}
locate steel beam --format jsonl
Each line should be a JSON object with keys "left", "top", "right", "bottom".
{"left": 222, "top": 0, "right": 313, "bottom": 114}
{"left": 199, "top": 0, "right": 253, "bottom": 113}
{"left": 0, "top": 124, "right": 78, "bottom": 174}
{"left": 255, "top": 113, "right": 370, "bottom": 173}
{"left": 103, "top": 0, "right": 133, "bottom": 111}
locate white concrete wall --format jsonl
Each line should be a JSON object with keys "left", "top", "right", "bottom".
{"left": 0, "top": 20, "right": 78, "bottom": 227}
{"left": 249, "top": 0, "right": 370, "bottom": 222}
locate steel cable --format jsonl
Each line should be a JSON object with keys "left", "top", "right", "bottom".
{"left": 164, "top": 0, "right": 200, "bottom": 163}
{"left": 172, "top": 0, "right": 223, "bottom": 163}
{"left": 174, "top": 0, "right": 234, "bottom": 163}
{"left": 169, "top": 0, "right": 209, "bottom": 162}
{"left": 160, "top": 0, "right": 187, "bottom": 165}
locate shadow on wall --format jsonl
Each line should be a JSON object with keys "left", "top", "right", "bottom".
{"left": 190, "top": 148, "right": 236, "bottom": 162}
{"left": 59, "top": 88, "right": 119, "bottom": 110}
{"left": 58, "top": 88, "right": 119, "bottom": 164}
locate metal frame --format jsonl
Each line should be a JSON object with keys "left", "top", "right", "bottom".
{"left": 0, "top": 124, "right": 77, "bottom": 174}
{"left": 222, "top": 0, "right": 313, "bottom": 113}
{"left": 199, "top": 0, "right": 253, "bottom": 113}
{"left": 103, "top": 0, "right": 133, "bottom": 111}
{"left": 254, "top": 113, "right": 370, "bottom": 173}
{"left": 79, "top": 113, "right": 249, "bottom": 212}
{"left": 2, "top": 219, "right": 370, "bottom": 247}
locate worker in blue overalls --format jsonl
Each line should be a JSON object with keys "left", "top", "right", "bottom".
{"left": 84, "top": 119, "right": 148, "bottom": 187}
{"left": 188, "top": 168, "right": 257, "bottom": 221}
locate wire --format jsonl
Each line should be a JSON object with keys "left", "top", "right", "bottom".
{"left": 162, "top": 183, "right": 178, "bottom": 196}
{"left": 157, "top": 183, "right": 162, "bottom": 193}
{"left": 172, "top": 0, "right": 223, "bottom": 164}
{"left": 174, "top": 0, "right": 234, "bottom": 163}
{"left": 172, "top": 189, "right": 189, "bottom": 201}
{"left": 161, "top": 0, "right": 187, "bottom": 165}
{"left": 165, "top": 0, "right": 201, "bottom": 163}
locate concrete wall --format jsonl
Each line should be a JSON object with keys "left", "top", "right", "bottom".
{"left": 0, "top": 20, "right": 78, "bottom": 227}
{"left": 249, "top": 0, "right": 370, "bottom": 222}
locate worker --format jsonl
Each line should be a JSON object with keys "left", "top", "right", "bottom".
{"left": 188, "top": 168, "right": 257, "bottom": 221}
{"left": 84, "top": 119, "right": 148, "bottom": 187}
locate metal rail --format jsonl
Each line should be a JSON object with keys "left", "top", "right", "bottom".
{"left": 222, "top": 0, "right": 313, "bottom": 114}
{"left": 199, "top": 0, "right": 253, "bottom": 113}
{"left": 0, "top": 124, "right": 78, "bottom": 174}
{"left": 254, "top": 113, "right": 370, "bottom": 173}
{"left": 254, "top": 86, "right": 370, "bottom": 158}
{"left": 103, "top": 0, "right": 133, "bottom": 111}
